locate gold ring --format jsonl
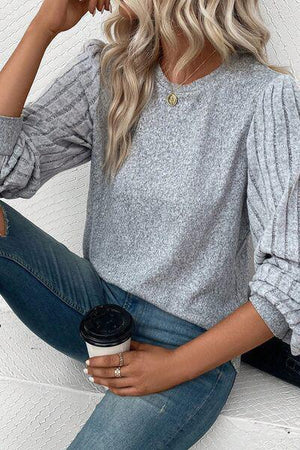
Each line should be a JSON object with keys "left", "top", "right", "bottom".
{"left": 118, "top": 352, "right": 124, "bottom": 366}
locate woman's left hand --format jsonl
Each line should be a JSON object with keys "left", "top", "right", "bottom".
{"left": 85, "top": 340, "right": 186, "bottom": 396}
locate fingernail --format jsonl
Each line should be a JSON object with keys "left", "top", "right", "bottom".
{"left": 101, "top": 5, "right": 105, "bottom": 14}
{"left": 83, "top": 368, "right": 88, "bottom": 374}
{"left": 85, "top": 359, "right": 90, "bottom": 366}
{"left": 88, "top": 376, "right": 94, "bottom": 382}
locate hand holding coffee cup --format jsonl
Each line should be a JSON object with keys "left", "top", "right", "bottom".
{"left": 80, "top": 304, "right": 135, "bottom": 390}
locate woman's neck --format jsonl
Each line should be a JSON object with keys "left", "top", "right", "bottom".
{"left": 159, "top": 35, "right": 222, "bottom": 85}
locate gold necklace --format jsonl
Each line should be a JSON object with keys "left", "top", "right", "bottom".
{"left": 160, "top": 49, "right": 217, "bottom": 106}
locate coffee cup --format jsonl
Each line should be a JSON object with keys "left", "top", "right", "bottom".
{"left": 80, "top": 304, "right": 135, "bottom": 390}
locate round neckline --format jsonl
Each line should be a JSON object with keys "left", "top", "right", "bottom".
{"left": 154, "top": 52, "right": 239, "bottom": 94}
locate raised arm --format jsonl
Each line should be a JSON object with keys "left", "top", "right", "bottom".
{"left": 0, "top": 0, "right": 93, "bottom": 118}
{"left": 0, "top": 0, "right": 105, "bottom": 199}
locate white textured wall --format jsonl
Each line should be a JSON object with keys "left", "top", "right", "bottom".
{"left": 0, "top": 0, "right": 299, "bottom": 311}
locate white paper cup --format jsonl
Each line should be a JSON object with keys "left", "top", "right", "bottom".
{"left": 85, "top": 336, "right": 132, "bottom": 358}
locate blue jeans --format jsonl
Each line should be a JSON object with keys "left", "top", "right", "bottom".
{"left": 241, "top": 336, "right": 300, "bottom": 388}
{"left": 0, "top": 199, "right": 238, "bottom": 449}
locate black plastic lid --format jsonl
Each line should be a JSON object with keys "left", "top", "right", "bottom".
{"left": 79, "top": 304, "right": 134, "bottom": 347}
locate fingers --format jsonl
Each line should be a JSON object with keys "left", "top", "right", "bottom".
{"left": 96, "top": 0, "right": 103, "bottom": 12}
{"left": 88, "top": 0, "right": 98, "bottom": 15}
{"left": 79, "top": 0, "right": 111, "bottom": 15}
{"left": 86, "top": 364, "right": 130, "bottom": 378}
{"left": 104, "top": 0, "right": 111, "bottom": 11}
{"left": 130, "top": 340, "right": 145, "bottom": 350}
{"left": 109, "top": 386, "right": 138, "bottom": 396}
{"left": 94, "top": 0, "right": 111, "bottom": 14}
{"left": 87, "top": 350, "right": 133, "bottom": 368}
{"left": 93, "top": 376, "right": 134, "bottom": 388}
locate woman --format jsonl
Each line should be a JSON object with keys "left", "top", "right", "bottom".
{"left": 0, "top": 0, "right": 299, "bottom": 448}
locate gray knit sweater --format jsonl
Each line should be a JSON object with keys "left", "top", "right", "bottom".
{"left": 1, "top": 39, "right": 300, "bottom": 374}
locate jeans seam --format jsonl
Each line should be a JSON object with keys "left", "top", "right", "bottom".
{"left": 0, "top": 250, "right": 86, "bottom": 315}
{"left": 162, "top": 364, "right": 226, "bottom": 448}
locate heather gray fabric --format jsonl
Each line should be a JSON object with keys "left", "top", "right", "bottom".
{"left": 1, "top": 38, "right": 300, "bottom": 374}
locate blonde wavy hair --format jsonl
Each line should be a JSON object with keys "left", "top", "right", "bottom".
{"left": 99, "top": 0, "right": 293, "bottom": 182}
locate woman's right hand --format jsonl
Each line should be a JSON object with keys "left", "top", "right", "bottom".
{"left": 31, "top": 0, "right": 111, "bottom": 38}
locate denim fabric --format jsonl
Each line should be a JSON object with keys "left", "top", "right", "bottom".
{"left": 242, "top": 337, "right": 300, "bottom": 388}
{"left": 0, "top": 199, "right": 238, "bottom": 449}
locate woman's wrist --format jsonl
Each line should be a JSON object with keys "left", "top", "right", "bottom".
{"left": 27, "top": 20, "right": 58, "bottom": 44}
{"left": 172, "top": 344, "right": 201, "bottom": 383}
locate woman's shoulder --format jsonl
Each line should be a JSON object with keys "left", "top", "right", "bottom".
{"left": 245, "top": 56, "right": 300, "bottom": 170}
{"left": 237, "top": 52, "right": 298, "bottom": 98}
{"left": 228, "top": 52, "right": 299, "bottom": 116}
{"left": 71, "top": 38, "right": 108, "bottom": 109}
{"left": 74, "top": 38, "right": 106, "bottom": 82}
{"left": 78, "top": 38, "right": 107, "bottom": 63}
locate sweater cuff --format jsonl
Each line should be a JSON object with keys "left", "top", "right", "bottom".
{"left": 0, "top": 114, "right": 23, "bottom": 156}
{"left": 249, "top": 293, "right": 289, "bottom": 339}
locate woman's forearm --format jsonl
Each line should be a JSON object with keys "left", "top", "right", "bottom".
{"left": 0, "top": 22, "right": 55, "bottom": 118}
{"left": 174, "top": 300, "right": 275, "bottom": 381}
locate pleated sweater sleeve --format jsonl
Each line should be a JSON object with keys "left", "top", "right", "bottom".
{"left": 246, "top": 73, "right": 300, "bottom": 356}
{"left": 0, "top": 38, "right": 105, "bottom": 199}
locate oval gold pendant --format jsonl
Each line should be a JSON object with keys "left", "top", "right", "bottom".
{"left": 167, "top": 92, "right": 178, "bottom": 106}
